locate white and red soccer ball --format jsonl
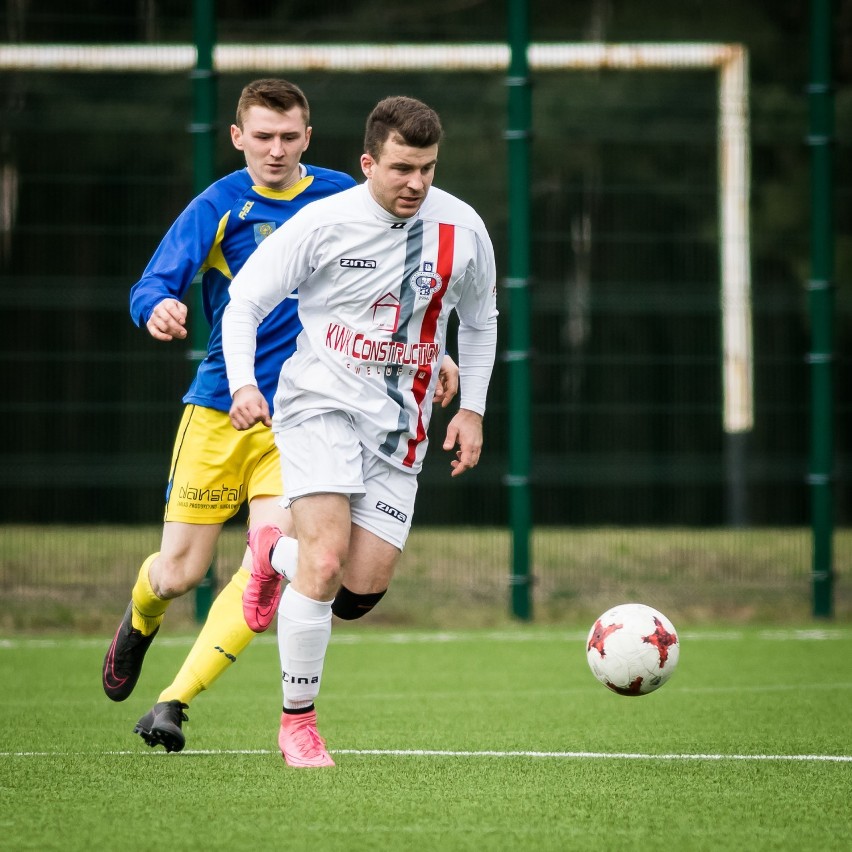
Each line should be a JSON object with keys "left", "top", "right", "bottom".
{"left": 586, "top": 603, "right": 680, "bottom": 696}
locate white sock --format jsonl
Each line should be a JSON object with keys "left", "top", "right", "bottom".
{"left": 277, "top": 584, "right": 333, "bottom": 710}
{"left": 271, "top": 534, "right": 299, "bottom": 582}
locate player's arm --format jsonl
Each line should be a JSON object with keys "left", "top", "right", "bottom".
{"left": 129, "top": 197, "right": 220, "bottom": 341}
{"left": 443, "top": 408, "right": 484, "bottom": 477}
{"left": 229, "top": 385, "right": 271, "bottom": 430}
{"left": 223, "top": 217, "right": 312, "bottom": 430}
{"left": 223, "top": 288, "right": 273, "bottom": 430}
{"left": 146, "top": 298, "right": 188, "bottom": 341}
{"left": 434, "top": 354, "right": 459, "bottom": 408}
{"left": 443, "top": 228, "right": 498, "bottom": 476}
{"left": 443, "top": 314, "right": 497, "bottom": 477}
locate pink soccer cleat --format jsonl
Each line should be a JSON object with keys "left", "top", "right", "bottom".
{"left": 278, "top": 710, "right": 335, "bottom": 768}
{"left": 244, "top": 524, "right": 284, "bottom": 632}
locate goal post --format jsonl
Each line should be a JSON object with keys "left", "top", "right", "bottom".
{"left": 0, "top": 40, "right": 753, "bottom": 434}
{"left": 1, "top": 40, "right": 752, "bottom": 616}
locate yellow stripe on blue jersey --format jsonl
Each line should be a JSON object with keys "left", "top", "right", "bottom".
{"left": 129, "top": 166, "right": 356, "bottom": 413}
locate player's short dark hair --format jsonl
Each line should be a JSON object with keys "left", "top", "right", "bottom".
{"left": 236, "top": 78, "right": 310, "bottom": 128}
{"left": 363, "top": 96, "right": 443, "bottom": 159}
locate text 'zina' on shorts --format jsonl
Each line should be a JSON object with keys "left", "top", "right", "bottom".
{"left": 164, "top": 404, "right": 282, "bottom": 524}
{"left": 274, "top": 410, "right": 418, "bottom": 551}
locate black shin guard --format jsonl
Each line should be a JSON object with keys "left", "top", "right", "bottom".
{"left": 331, "top": 585, "right": 387, "bottom": 620}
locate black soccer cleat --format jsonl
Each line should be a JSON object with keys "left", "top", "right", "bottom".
{"left": 102, "top": 602, "right": 160, "bottom": 702}
{"left": 134, "top": 700, "right": 189, "bottom": 753}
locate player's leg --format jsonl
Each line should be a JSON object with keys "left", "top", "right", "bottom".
{"left": 274, "top": 508, "right": 402, "bottom": 768}
{"left": 157, "top": 495, "right": 294, "bottom": 710}
{"left": 263, "top": 412, "right": 366, "bottom": 767}
{"left": 132, "top": 526, "right": 244, "bottom": 751}
{"left": 332, "top": 524, "right": 395, "bottom": 616}
{"left": 133, "top": 411, "right": 287, "bottom": 750}
{"left": 102, "top": 521, "right": 221, "bottom": 703}
{"left": 333, "top": 449, "right": 418, "bottom": 617}
{"left": 134, "top": 559, "right": 247, "bottom": 753}
{"left": 149, "top": 520, "right": 222, "bottom": 599}
{"left": 275, "top": 491, "right": 352, "bottom": 767}
{"left": 103, "top": 405, "right": 233, "bottom": 703}
{"left": 271, "top": 417, "right": 411, "bottom": 767}
{"left": 242, "top": 495, "right": 300, "bottom": 633}
{"left": 250, "top": 457, "right": 404, "bottom": 625}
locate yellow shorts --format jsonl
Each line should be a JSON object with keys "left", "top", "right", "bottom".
{"left": 164, "top": 404, "right": 282, "bottom": 524}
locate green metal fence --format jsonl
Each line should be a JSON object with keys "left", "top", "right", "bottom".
{"left": 0, "top": 3, "right": 849, "bottom": 624}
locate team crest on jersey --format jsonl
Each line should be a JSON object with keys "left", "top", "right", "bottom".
{"left": 409, "top": 262, "right": 443, "bottom": 299}
{"left": 253, "top": 222, "right": 276, "bottom": 244}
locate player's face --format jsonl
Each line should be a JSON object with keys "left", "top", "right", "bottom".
{"left": 361, "top": 135, "right": 438, "bottom": 218}
{"left": 230, "top": 105, "right": 312, "bottom": 191}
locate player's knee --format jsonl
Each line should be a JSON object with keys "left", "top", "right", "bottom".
{"left": 305, "top": 548, "right": 345, "bottom": 589}
{"left": 150, "top": 573, "right": 192, "bottom": 599}
{"left": 331, "top": 585, "right": 387, "bottom": 620}
{"left": 149, "top": 555, "right": 206, "bottom": 599}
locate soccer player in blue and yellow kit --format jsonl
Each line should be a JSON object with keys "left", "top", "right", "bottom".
{"left": 101, "top": 79, "right": 457, "bottom": 752}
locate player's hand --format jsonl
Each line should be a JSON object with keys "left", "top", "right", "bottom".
{"left": 433, "top": 354, "right": 459, "bottom": 408}
{"left": 442, "top": 408, "right": 483, "bottom": 477}
{"left": 229, "top": 385, "right": 271, "bottom": 431}
{"left": 146, "top": 298, "right": 188, "bottom": 341}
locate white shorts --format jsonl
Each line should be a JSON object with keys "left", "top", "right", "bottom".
{"left": 274, "top": 411, "right": 418, "bottom": 550}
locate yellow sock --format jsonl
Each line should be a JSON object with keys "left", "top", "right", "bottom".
{"left": 131, "top": 553, "right": 171, "bottom": 635}
{"left": 158, "top": 567, "right": 257, "bottom": 705}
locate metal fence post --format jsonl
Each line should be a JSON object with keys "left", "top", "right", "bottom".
{"left": 505, "top": 0, "right": 533, "bottom": 620}
{"left": 191, "top": 0, "right": 217, "bottom": 622}
{"left": 808, "top": 0, "right": 835, "bottom": 618}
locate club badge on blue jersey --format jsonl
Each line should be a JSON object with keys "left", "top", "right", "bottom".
{"left": 254, "top": 222, "right": 276, "bottom": 245}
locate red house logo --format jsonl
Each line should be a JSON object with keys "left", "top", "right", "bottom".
{"left": 371, "top": 292, "right": 401, "bottom": 332}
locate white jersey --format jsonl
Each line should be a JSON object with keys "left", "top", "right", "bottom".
{"left": 223, "top": 182, "right": 498, "bottom": 473}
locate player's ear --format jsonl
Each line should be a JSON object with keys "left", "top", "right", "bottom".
{"left": 360, "top": 153, "right": 374, "bottom": 179}
{"left": 302, "top": 125, "right": 312, "bottom": 151}
{"left": 230, "top": 124, "right": 244, "bottom": 151}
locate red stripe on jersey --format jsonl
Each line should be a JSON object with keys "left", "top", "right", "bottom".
{"left": 403, "top": 223, "right": 455, "bottom": 467}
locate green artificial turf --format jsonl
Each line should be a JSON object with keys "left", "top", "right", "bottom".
{"left": 2, "top": 625, "right": 850, "bottom": 851}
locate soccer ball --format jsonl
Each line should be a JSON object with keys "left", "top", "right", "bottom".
{"left": 586, "top": 603, "right": 680, "bottom": 696}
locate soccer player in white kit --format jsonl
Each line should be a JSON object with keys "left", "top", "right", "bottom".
{"left": 222, "top": 95, "right": 498, "bottom": 767}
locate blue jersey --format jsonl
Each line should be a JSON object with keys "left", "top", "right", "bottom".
{"left": 129, "top": 166, "right": 357, "bottom": 411}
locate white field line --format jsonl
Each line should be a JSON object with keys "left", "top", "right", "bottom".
{"left": 1, "top": 627, "right": 850, "bottom": 650}
{"left": 4, "top": 631, "right": 847, "bottom": 764}
{"left": 2, "top": 748, "right": 850, "bottom": 763}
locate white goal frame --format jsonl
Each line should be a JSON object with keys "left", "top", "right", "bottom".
{"left": 0, "top": 41, "right": 752, "bottom": 432}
